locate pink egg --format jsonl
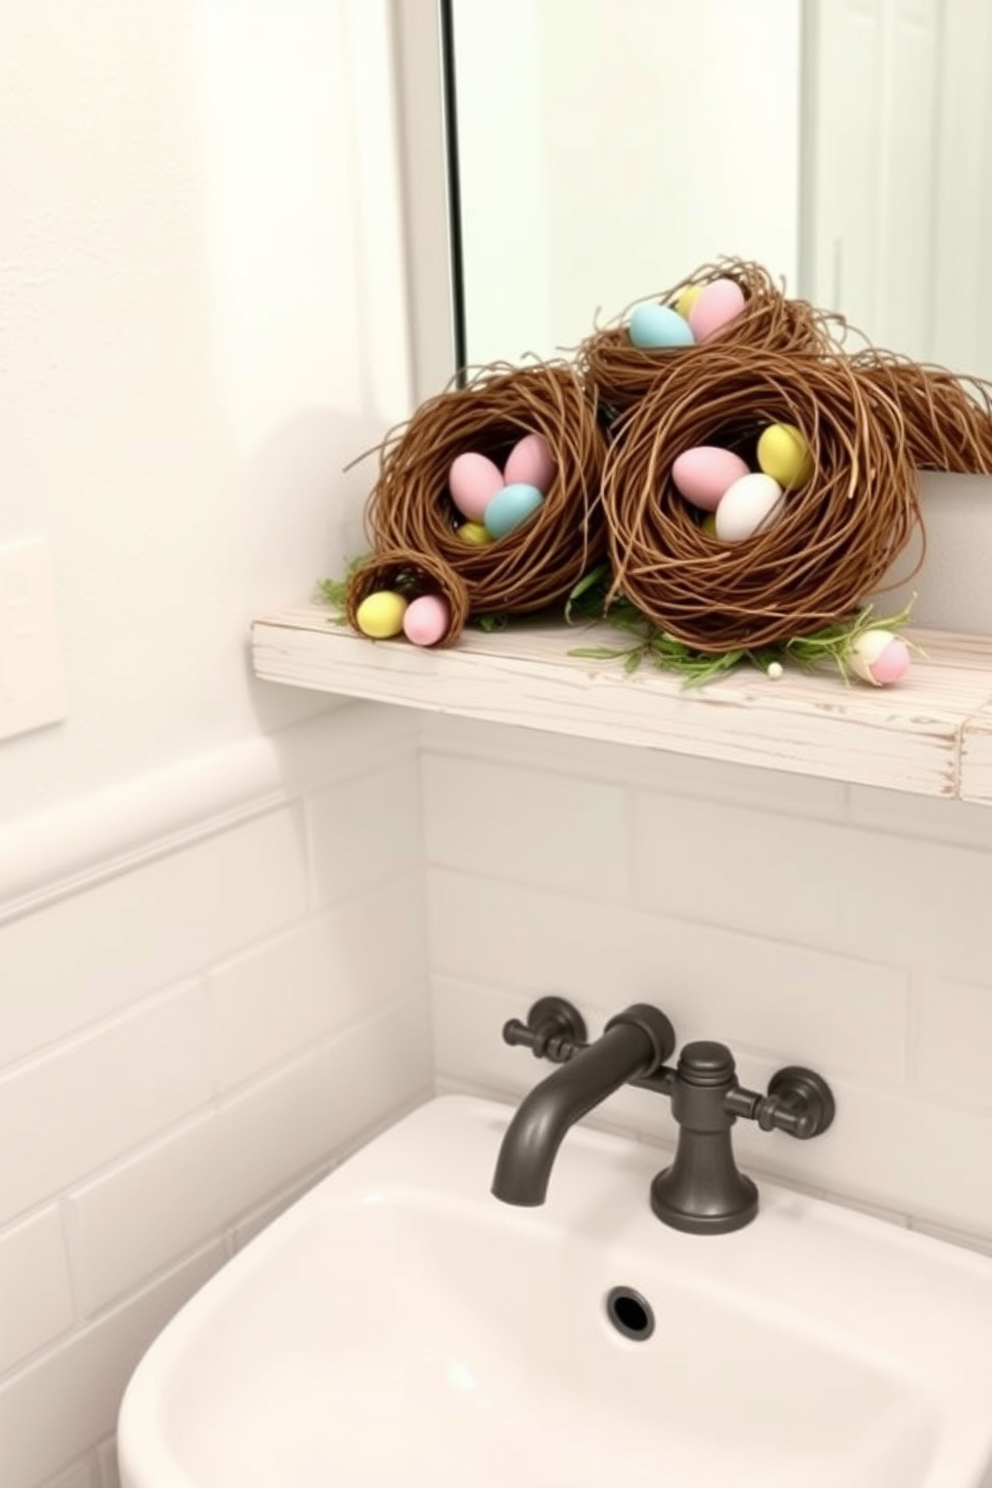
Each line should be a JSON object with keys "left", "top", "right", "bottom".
{"left": 449, "top": 452, "right": 504, "bottom": 523}
{"left": 848, "top": 629, "right": 912, "bottom": 686}
{"left": 504, "top": 433, "right": 556, "bottom": 492}
{"left": 688, "top": 278, "right": 746, "bottom": 342}
{"left": 672, "top": 446, "right": 751, "bottom": 512}
{"left": 402, "top": 594, "right": 450, "bottom": 647}
{"left": 870, "top": 638, "right": 911, "bottom": 685}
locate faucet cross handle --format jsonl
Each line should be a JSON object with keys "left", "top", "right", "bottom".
{"left": 501, "top": 995, "right": 588, "bottom": 1063}
{"left": 726, "top": 1066, "right": 836, "bottom": 1139}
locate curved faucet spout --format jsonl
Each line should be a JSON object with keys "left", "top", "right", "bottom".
{"left": 491, "top": 1010, "right": 668, "bottom": 1205}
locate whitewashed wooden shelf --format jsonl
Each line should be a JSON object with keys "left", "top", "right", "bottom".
{"left": 251, "top": 603, "right": 992, "bottom": 806}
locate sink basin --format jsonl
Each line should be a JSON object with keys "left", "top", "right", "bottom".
{"left": 119, "top": 1095, "right": 992, "bottom": 1488}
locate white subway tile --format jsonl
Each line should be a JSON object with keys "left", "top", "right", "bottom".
{"left": 428, "top": 871, "right": 907, "bottom": 1083}
{"left": 632, "top": 792, "right": 992, "bottom": 983}
{"left": 912, "top": 975, "right": 992, "bottom": 1109}
{"left": 422, "top": 714, "right": 848, "bottom": 819}
{"left": 214, "top": 990, "right": 432, "bottom": 1209}
{"left": 724, "top": 1055, "right": 992, "bottom": 1240}
{"left": 0, "top": 807, "right": 309, "bottom": 1069}
{"left": 230, "top": 1101, "right": 427, "bottom": 1254}
{"left": 69, "top": 992, "right": 430, "bottom": 1314}
{"left": 909, "top": 1217, "right": 992, "bottom": 1258}
{"left": 309, "top": 756, "right": 422, "bottom": 906}
{"left": 822, "top": 1195, "right": 909, "bottom": 1230}
{"left": 97, "top": 1439, "right": 120, "bottom": 1488}
{"left": 209, "top": 871, "right": 427, "bottom": 1090}
{"left": 0, "top": 1241, "right": 226, "bottom": 1488}
{"left": 0, "top": 1208, "right": 74, "bottom": 1376}
{"left": 632, "top": 793, "right": 848, "bottom": 949}
{"left": 68, "top": 1112, "right": 227, "bottom": 1318}
{"left": 623, "top": 752, "right": 848, "bottom": 820}
{"left": 422, "top": 755, "right": 627, "bottom": 900}
{"left": 836, "top": 835, "right": 992, "bottom": 984}
{"left": 41, "top": 1459, "right": 97, "bottom": 1488}
{"left": 848, "top": 783, "right": 992, "bottom": 850}
{"left": 263, "top": 703, "right": 419, "bottom": 794}
{"left": 0, "top": 982, "right": 211, "bottom": 1227}
{"left": 231, "top": 1164, "right": 330, "bottom": 1251}
{"left": 432, "top": 973, "right": 542, "bottom": 1097}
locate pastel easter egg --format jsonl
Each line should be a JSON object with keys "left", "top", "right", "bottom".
{"left": 674, "top": 283, "right": 704, "bottom": 319}
{"left": 628, "top": 303, "right": 696, "bottom": 349}
{"left": 355, "top": 590, "right": 407, "bottom": 639}
{"left": 504, "top": 433, "right": 556, "bottom": 492}
{"left": 848, "top": 630, "right": 911, "bottom": 687}
{"left": 688, "top": 277, "right": 746, "bottom": 342}
{"left": 672, "top": 446, "right": 751, "bottom": 512}
{"left": 757, "top": 423, "right": 814, "bottom": 490}
{"left": 402, "top": 594, "right": 450, "bottom": 647}
{"left": 456, "top": 521, "right": 493, "bottom": 546}
{"left": 483, "top": 482, "right": 544, "bottom": 540}
{"left": 449, "top": 451, "right": 504, "bottom": 523}
{"left": 714, "top": 473, "right": 785, "bottom": 542}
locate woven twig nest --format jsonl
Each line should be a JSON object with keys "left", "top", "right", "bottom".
{"left": 602, "top": 346, "right": 925, "bottom": 653}
{"left": 347, "top": 361, "right": 607, "bottom": 644}
{"left": 343, "top": 550, "right": 471, "bottom": 646}
{"left": 849, "top": 349, "right": 992, "bottom": 473}
{"left": 579, "top": 259, "right": 840, "bottom": 417}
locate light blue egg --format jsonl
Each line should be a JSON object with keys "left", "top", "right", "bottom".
{"left": 628, "top": 303, "right": 696, "bottom": 349}
{"left": 483, "top": 482, "right": 544, "bottom": 540}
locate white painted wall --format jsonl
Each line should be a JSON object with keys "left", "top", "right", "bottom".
{"left": 0, "top": 0, "right": 410, "bottom": 826}
{"left": 451, "top": 0, "right": 801, "bottom": 364}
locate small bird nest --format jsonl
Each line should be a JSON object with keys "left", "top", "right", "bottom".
{"left": 579, "top": 259, "right": 840, "bottom": 418}
{"left": 849, "top": 349, "right": 992, "bottom": 473}
{"left": 601, "top": 345, "right": 925, "bottom": 653}
{"left": 344, "top": 550, "right": 471, "bottom": 645}
{"left": 346, "top": 360, "right": 607, "bottom": 644}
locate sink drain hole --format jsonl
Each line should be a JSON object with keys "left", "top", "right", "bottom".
{"left": 605, "top": 1286, "right": 655, "bottom": 1341}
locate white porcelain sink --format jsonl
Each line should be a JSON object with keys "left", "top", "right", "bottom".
{"left": 118, "top": 1095, "right": 992, "bottom": 1488}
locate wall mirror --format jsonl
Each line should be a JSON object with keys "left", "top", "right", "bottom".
{"left": 444, "top": 0, "right": 992, "bottom": 382}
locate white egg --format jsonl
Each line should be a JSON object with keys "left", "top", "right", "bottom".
{"left": 714, "top": 473, "right": 785, "bottom": 542}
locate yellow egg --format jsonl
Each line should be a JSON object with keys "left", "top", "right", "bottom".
{"left": 355, "top": 590, "right": 407, "bottom": 639}
{"left": 456, "top": 521, "right": 493, "bottom": 546}
{"left": 674, "top": 283, "right": 704, "bottom": 319}
{"left": 757, "top": 423, "right": 814, "bottom": 490}
{"left": 700, "top": 512, "right": 718, "bottom": 538}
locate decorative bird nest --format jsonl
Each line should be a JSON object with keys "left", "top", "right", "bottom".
{"left": 345, "top": 360, "right": 608, "bottom": 646}
{"left": 343, "top": 549, "right": 471, "bottom": 645}
{"left": 578, "top": 258, "right": 840, "bottom": 418}
{"left": 848, "top": 349, "right": 992, "bottom": 474}
{"left": 601, "top": 345, "right": 925, "bottom": 653}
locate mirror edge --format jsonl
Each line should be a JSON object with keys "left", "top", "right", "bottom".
{"left": 390, "top": 0, "right": 460, "bottom": 402}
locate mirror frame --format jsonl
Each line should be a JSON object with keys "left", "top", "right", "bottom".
{"left": 390, "top": 0, "right": 461, "bottom": 400}
{"left": 395, "top": 0, "right": 816, "bottom": 391}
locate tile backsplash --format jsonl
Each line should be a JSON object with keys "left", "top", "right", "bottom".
{"left": 0, "top": 705, "right": 431, "bottom": 1488}
{"left": 422, "top": 714, "right": 992, "bottom": 1246}
{"left": 6, "top": 700, "right": 992, "bottom": 1488}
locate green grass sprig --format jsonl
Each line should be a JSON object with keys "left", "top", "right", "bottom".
{"left": 565, "top": 564, "right": 916, "bottom": 686}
